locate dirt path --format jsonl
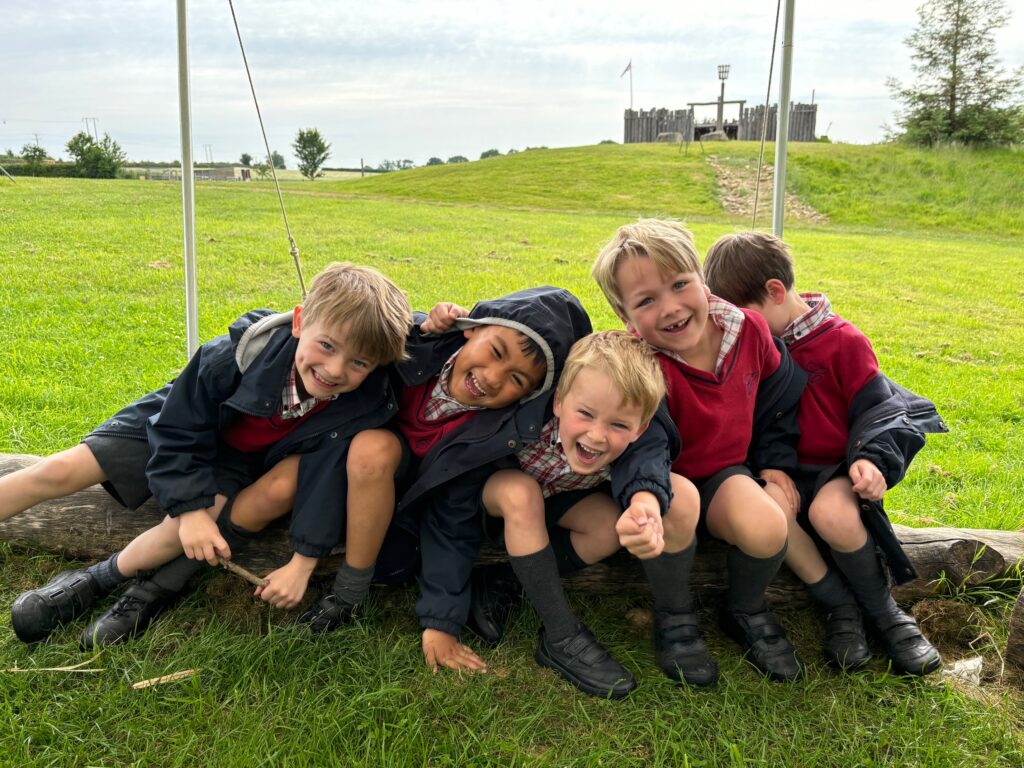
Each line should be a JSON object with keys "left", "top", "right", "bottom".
{"left": 706, "top": 155, "right": 828, "bottom": 225}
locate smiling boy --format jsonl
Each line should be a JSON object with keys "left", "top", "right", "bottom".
{"left": 8, "top": 263, "right": 411, "bottom": 647}
{"left": 476, "top": 330, "right": 708, "bottom": 697}
{"left": 591, "top": 220, "right": 807, "bottom": 682}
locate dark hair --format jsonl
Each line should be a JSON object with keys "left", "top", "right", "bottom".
{"left": 703, "top": 232, "right": 796, "bottom": 306}
{"left": 517, "top": 332, "right": 547, "bottom": 370}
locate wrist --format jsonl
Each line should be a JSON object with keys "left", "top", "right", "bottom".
{"left": 288, "top": 553, "right": 319, "bottom": 573}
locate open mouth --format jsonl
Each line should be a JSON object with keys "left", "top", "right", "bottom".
{"left": 312, "top": 369, "right": 338, "bottom": 389}
{"left": 662, "top": 317, "right": 690, "bottom": 334}
{"left": 574, "top": 442, "right": 603, "bottom": 467}
{"left": 463, "top": 372, "right": 488, "bottom": 399}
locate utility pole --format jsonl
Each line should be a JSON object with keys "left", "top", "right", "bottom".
{"left": 772, "top": 0, "right": 795, "bottom": 237}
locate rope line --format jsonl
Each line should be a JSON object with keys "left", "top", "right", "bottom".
{"left": 752, "top": 0, "right": 783, "bottom": 229}
{"left": 227, "top": 0, "right": 307, "bottom": 299}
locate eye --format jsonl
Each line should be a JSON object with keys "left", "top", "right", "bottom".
{"left": 511, "top": 374, "right": 526, "bottom": 389}
{"left": 351, "top": 359, "right": 369, "bottom": 370}
{"left": 578, "top": 409, "right": 593, "bottom": 419}
{"left": 319, "top": 340, "right": 334, "bottom": 352}
{"left": 611, "top": 422, "right": 629, "bottom": 431}
{"left": 673, "top": 279, "right": 688, "bottom": 291}
{"left": 491, "top": 344, "right": 502, "bottom": 360}
{"left": 634, "top": 297, "right": 653, "bottom": 309}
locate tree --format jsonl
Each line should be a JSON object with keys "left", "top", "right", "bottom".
{"left": 425, "top": 157, "right": 445, "bottom": 166}
{"left": 252, "top": 162, "right": 271, "bottom": 180}
{"left": 271, "top": 150, "right": 286, "bottom": 169}
{"left": 239, "top": 153, "right": 253, "bottom": 167}
{"left": 20, "top": 143, "right": 48, "bottom": 174}
{"left": 291, "top": 129, "right": 331, "bottom": 180}
{"left": 65, "top": 131, "right": 126, "bottom": 178}
{"left": 888, "top": 0, "right": 1024, "bottom": 146}
{"left": 447, "top": 155, "right": 469, "bottom": 164}
{"left": 479, "top": 148, "right": 501, "bottom": 159}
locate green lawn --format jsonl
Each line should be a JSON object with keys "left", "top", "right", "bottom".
{"left": 1, "top": 142, "right": 1022, "bottom": 766}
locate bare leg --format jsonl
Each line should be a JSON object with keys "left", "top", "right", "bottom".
{"left": 344, "top": 430, "right": 402, "bottom": 569}
{"left": 763, "top": 481, "right": 828, "bottom": 584}
{"left": 116, "top": 495, "right": 228, "bottom": 576}
{"left": 231, "top": 455, "right": 301, "bottom": 532}
{"left": 0, "top": 444, "right": 106, "bottom": 522}
{"left": 554, "top": 492, "right": 621, "bottom": 565}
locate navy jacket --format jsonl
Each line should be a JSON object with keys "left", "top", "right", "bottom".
{"left": 391, "top": 287, "right": 677, "bottom": 636}
{"left": 93, "top": 310, "right": 398, "bottom": 558}
{"left": 749, "top": 336, "right": 807, "bottom": 473}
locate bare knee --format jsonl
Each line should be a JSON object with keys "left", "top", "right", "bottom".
{"left": 808, "top": 499, "right": 867, "bottom": 551}
{"left": 730, "top": 500, "right": 788, "bottom": 557}
{"left": 28, "top": 447, "right": 102, "bottom": 496}
{"left": 663, "top": 475, "right": 699, "bottom": 547}
{"left": 484, "top": 471, "right": 544, "bottom": 524}
{"left": 347, "top": 430, "right": 403, "bottom": 482}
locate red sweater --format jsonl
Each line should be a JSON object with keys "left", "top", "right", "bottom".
{"left": 660, "top": 309, "right": 780, "bottom": 480}
{"left": 221, "top": 400, "right": 330, "bottom": 454}
{"left": 787, "top": 315, "right": 879, "bottom": 466}
{"left": 397, "top": 378, "right": 478, "bottom": 459}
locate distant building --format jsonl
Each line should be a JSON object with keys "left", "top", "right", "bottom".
{"left": 624, "top": 103, "right": 817, "bottom": 143}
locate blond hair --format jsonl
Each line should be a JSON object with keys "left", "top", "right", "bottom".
{"left": 557, "top": 330, "right": 665, "bottom": 424}
{"left": 703, "top": 232, "right": 796, "bottom": 307}
{"left": 591, "top": 219, "right": 703, "bottom": 320}
{"left": 301, "top": 262, "right": 411, "bottom": 365}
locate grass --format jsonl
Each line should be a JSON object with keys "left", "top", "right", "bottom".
{"left": 1, "top": 141, "right": 1023, "bottom": 766}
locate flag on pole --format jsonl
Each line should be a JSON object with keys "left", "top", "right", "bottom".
{"left": 620, "top": 60, "right": 632, "bottom": 78}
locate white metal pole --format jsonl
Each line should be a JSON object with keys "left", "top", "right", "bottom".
{"left": 177, "top": 0, "right": 199, "bottom": 358}
{"left": 772, "top": 0, "right": 795, "bottom": 237}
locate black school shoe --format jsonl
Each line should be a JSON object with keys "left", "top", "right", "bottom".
{"left": 11, "top": 569, "right": 106, "bottom": 643}
{"left": 79, "top": 579, "right": 179, "bottom": 650}
{"left": 653, "top": 610, "right": 719, "bottom": 687}
{"left": 534, "top": 623, "right": 637, "bottom": 699}
{"left": 822, "top": 603, "right": 871, "bottom": 670}
{"left": 465, "top": 563, "right": 523, "bottom": 646}
{"left": 298, "top": 592, "right": 358, "bottom": 633}
{"left": 866, "top": 601, "right": 942, "bottom": 676}
{"left": 719, "top": 608, "right": 804, "bottom": 682}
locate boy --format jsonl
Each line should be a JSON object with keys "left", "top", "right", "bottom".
{"left": 6, "top": 262, "right": 411, "bottom": 648}
{"left": 703, "top": 232, "right": 944, "bottom": 675}
{"left": 591, "top": 219, "right": 807, "bottom": 682}
{"left": 476, "top": 330, "right": 710, "bottom": 697}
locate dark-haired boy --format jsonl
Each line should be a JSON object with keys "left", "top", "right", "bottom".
{"left": 703, "top": 231, "right": 945, "bottom": 675}
{"left": 592, "top": 219, "right": 807, "bottom": 682}
{"left": 7, "top": 263, "right": 411, "bottom": 647}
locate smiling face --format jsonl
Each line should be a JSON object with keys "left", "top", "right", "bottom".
{"left": 291, "top": 306, "right": 377, "bottom": 399}
{"left": 615, "top": 255, "right": 711, "bottom": 357}
{"left": 553, "top": 366, "right": 648, "bottom": 475}
{"left": 448, "top": 325, "right": 547, "bottom": 409}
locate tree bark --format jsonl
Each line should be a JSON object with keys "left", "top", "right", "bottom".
{"left": 1008, "top": 586, "right": 1024, "bottom": 672}
{"left": 2, "top": 452, "right": 1022, "bottom": 610}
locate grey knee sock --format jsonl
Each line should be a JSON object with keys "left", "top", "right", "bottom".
{"left": 333, "top": 561, "right": 375, "bottom": 606}
{"left": 831, "top": 537, "right": 894, "bottom": 615}
{"left": 805, "top": 567, "right": 856, "bottom": 610}
{"left": 641, "top": 540, "right": 696, "bottom": 613}
{"left": 510, "top": 545, "right": 578, "bottom": 642}
{"left": 726, "top": 543, "right": 787, "bottom": 614}
{"left": 549, "top": 526, "right": 589, "bottom": 576}
{"left": 86, "top": 552, "right": 129, "bottom": 594}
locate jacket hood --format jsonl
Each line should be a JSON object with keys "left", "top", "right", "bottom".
{"left": 229, "top": 310, "right": 293, "bottom": 373}
{"left": 454, "top": 286, "right": 591, "bottom": 402}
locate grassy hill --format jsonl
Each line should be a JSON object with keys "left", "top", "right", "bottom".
{"left": 293, "top": 141, "right": 1024, "bottom": 237}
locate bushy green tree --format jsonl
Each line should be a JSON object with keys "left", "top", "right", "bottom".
{"left": 20, "top": 143, "right": 48, "bottom": 174}
{"left": 271, "top": 150, "right": 286, "bottom": 169}
{"left": 252, "top": 162, "right": 271, "bottom": 180}
{"left": 65, "top": 132, "right": 127, "bottom": 178}
{"left": 425, "top": 157, "right": 445, "bottom": 166}
{"left": 292, "top": 129, "right": 331, "bottom": 180}
{"left": 447, "top": 155, "right": 469, "bottom": 164}
{"left": 479, "top": 148, "right": 501, "bottom": 159}
{"left": 239, "top": 152, "right": 253, "bottom": 167}
{"left": 888, "top": 0, "right": 1023, "bottom": 146}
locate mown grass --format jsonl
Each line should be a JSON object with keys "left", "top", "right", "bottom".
{"left": 1, "top": 142, "right": 1023, "bottom": 766}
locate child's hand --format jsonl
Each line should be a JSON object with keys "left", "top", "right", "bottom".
{"left": 616, "top": 492, "right": 664, "bottom": 559}
{"left": 759, "top": 469, "right": 799, "bottom": 516}
{"left": 422, "top": 628, "right": 488, "bottom": 673}
{"left": 178, "top": 508, "right": 229, "bottom": 565}
{"left": 255, "top": 553, "right": 318, "bottom": 609}
{"left": 849, "top": 459, "right": 887, "bottom": 501}
{"left": 420, "top": 302, "right": 469, "bottom": 335}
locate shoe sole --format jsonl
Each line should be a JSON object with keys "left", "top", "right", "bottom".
{"left": 534, "top": 644, "right": 636, "bottom": 699}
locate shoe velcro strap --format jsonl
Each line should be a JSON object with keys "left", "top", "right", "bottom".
{"left": 739, "top": 611, "right": 786, "bottom": 642}
{"left": 561, "top": 632, "right": 598, "bottom": 658}
{"left": 881, "top": 622, "right": 925, "bottom": 647}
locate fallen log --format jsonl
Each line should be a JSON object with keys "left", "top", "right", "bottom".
{"left": 1008, "top": 586, "right": 1024, "bottom": 672}
{"left": 2, "top": 452, "right": 1022, "bottom": 610}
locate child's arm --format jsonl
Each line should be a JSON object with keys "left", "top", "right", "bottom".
{"left": 255, "top": 553, "right": 318, "bottom": 609}
{"left": 609, "top": 402, "right": 677, "bottom": 516}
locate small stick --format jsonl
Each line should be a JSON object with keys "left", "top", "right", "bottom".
{"left": 217, "top": 556, "right": 269, "bottom": 588}
{"left": 6, "top": 653, "right": 105, "bottom": 674}
{"left": 132, "top": 669, "right": 199, "bottom": 690}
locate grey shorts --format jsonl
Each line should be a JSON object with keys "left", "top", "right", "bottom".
{"left": 82, "top": 433, "right": 267, "bottom": 512}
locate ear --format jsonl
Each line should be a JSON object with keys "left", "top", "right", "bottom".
{"left": 703, "top": 283, "right": 712, "bottom": 299}
{"left": 291, "top": 305, "right": 303, "bottom": 338}
{"left": 553, "top": 390, "right": 563, "bottom": 418}
{"left": 630, "top": 421, "right": 650, "bottom": 443}
{"left": 462, "top": 326, "right": 478, "bottom": 341}
{"left": 764, "top": 279, "right": 788, "bottom": 305}
{"left": 624, "top": 319, "right": 638, "bottom": 336}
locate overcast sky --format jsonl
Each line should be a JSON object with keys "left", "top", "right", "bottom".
{"left": 3, "top": 1, "right": 1022, "bottom": 167}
